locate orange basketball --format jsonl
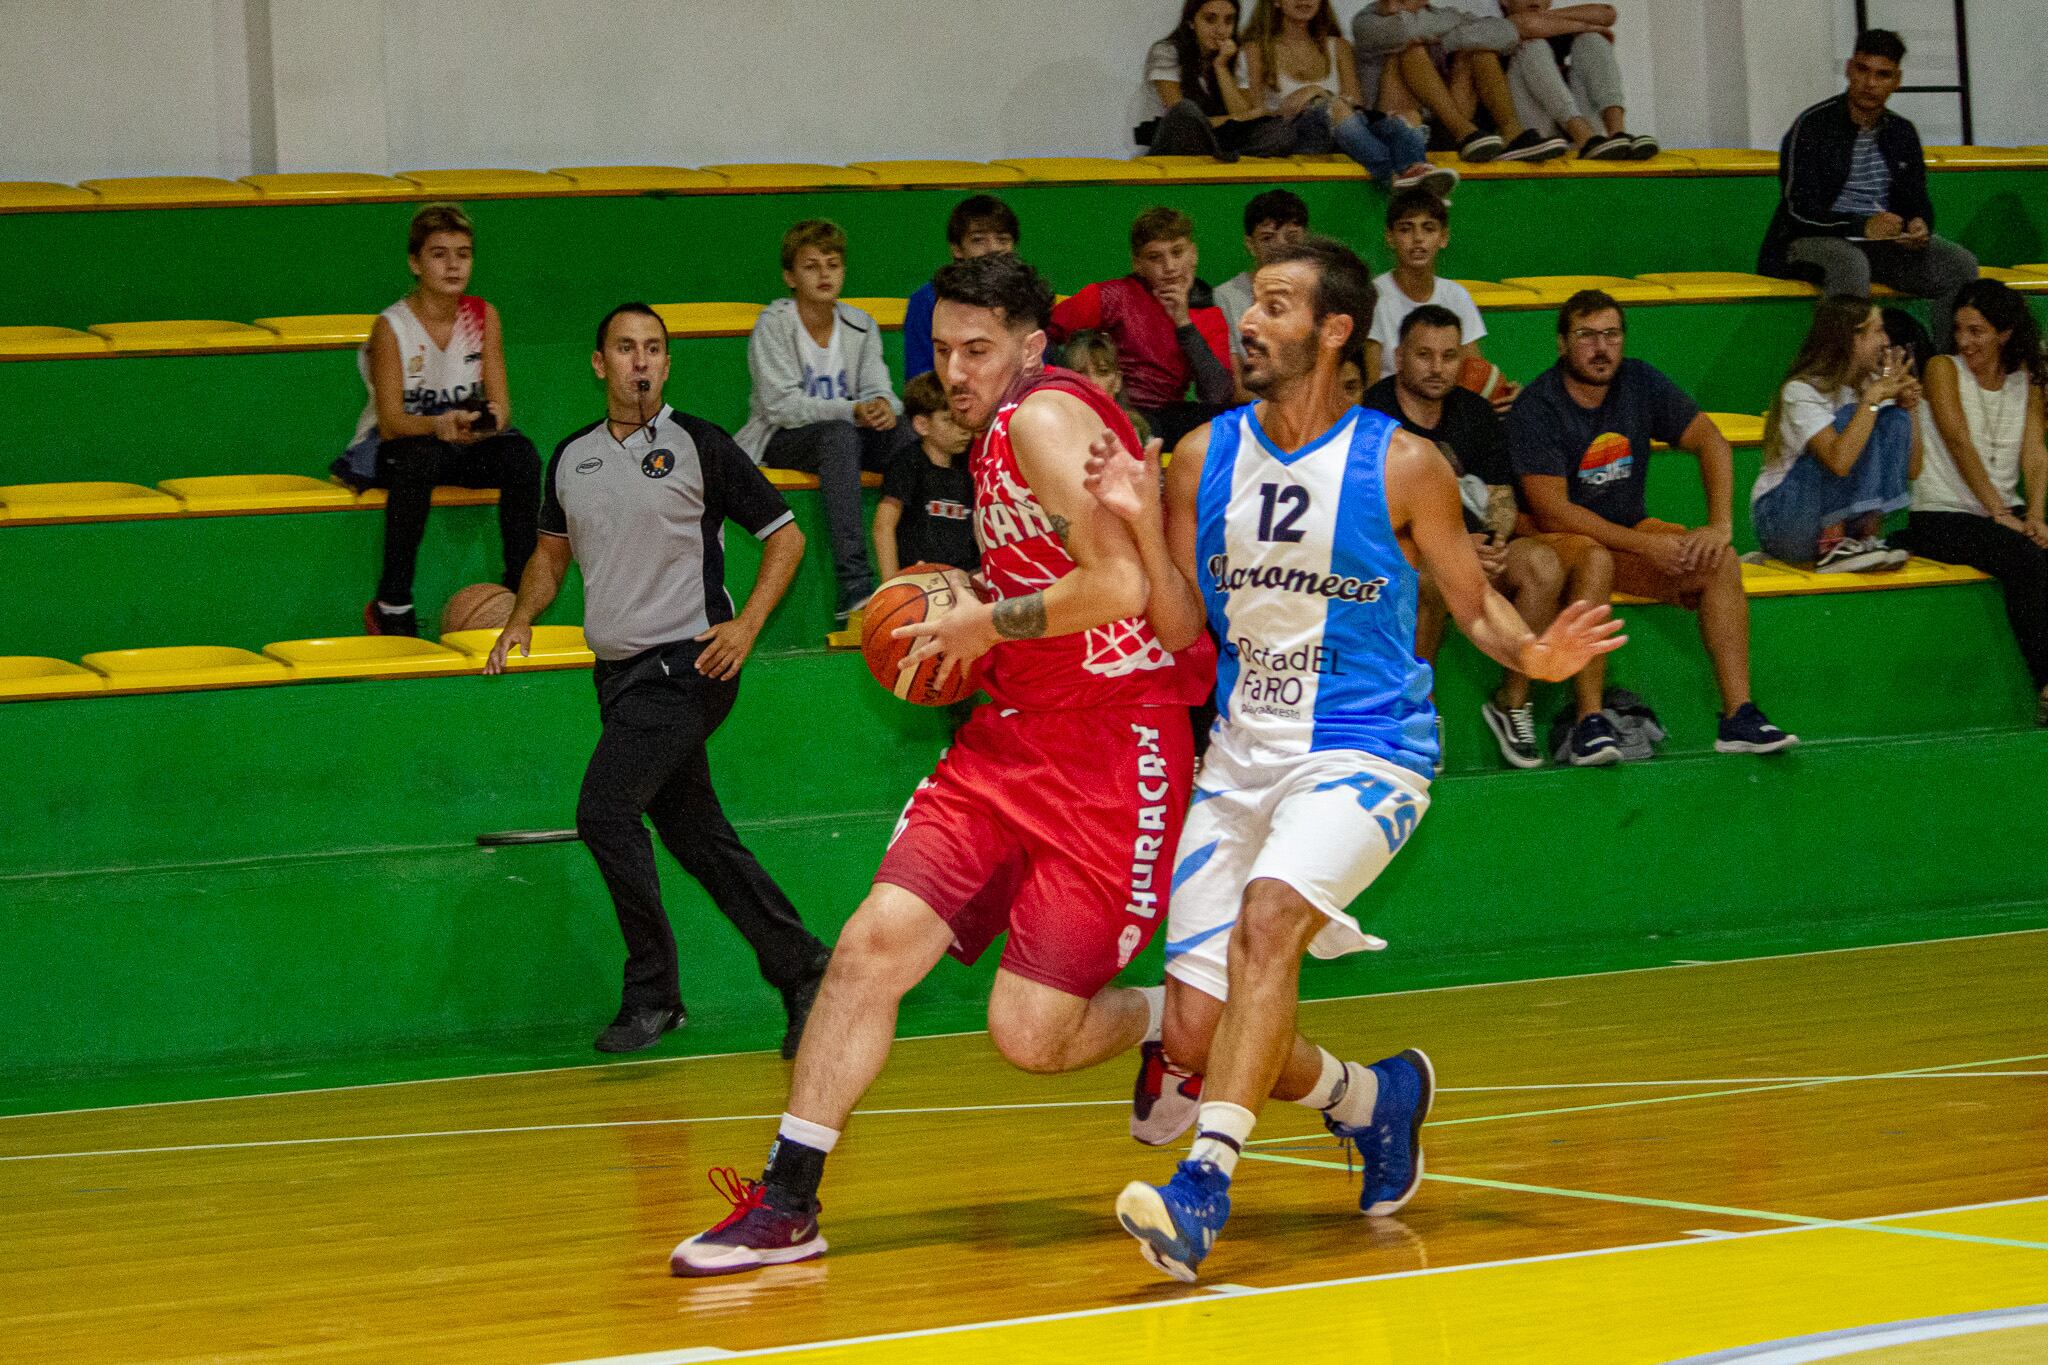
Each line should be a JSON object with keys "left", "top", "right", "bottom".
{"left": 1458, "top": 355, "right": 1506, "bottom": 402}
{"left": 860, "top": 564, "right": 982, "bottom": 706}
{"left": 442, "top": 583, "right": 515, "bottom": 633}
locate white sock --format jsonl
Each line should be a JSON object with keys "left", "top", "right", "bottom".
{"left": 1138, "top": 986, "right": 1166, "bottom": 1043}
{"left": 1293, "top": 1048, "right": 1347, "bottom": 1110}
{"left": 1324, "top": 1060, "right": 1379, "bottom": 1130}
{"left": 1188, "top": 1100, "right": 1256, "bottom": 1178}
{"left": 776, "top": 1112, "right": 840, "bottom": 1154}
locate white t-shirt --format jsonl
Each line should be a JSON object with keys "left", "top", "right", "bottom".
{"left": 1753, "top": 381, "right": 1857, "bottom": 503}
{"left": 1214, "top": 270, "right": 1255, "bottom": 362}
{"left": 796, "top": 317, "right": 850, "bottom": 402}
{"left": 1914, "top": 364, "right": 2032, "bottom": 516}
{"left": 1144, "top": 38, "right": 1248, "bottom": 116}
{"left": 1369, "top": 274, "right": 1487, "bottom": 357}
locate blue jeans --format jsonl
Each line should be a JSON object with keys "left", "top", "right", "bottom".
{"left": 1290, "top": 101, "right": 1425, "bottom": 186}
{"left": 1752, "top": 402, "right": 1913, "bottom": 563}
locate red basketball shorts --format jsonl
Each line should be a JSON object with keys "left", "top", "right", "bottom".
{"left": 874, "top": 703, "right": 1196, "bottom": 999}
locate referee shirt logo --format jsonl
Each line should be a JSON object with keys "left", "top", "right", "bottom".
{"left": 641, "top": 448, "right": 676, "bottom": 479}
{"left": 576, "top": 457, "right": 604, "bottom": 474}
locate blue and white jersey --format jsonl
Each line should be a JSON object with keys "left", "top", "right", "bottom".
{"left": 1195, "top": 404, "right": 1438, "bottom": 780}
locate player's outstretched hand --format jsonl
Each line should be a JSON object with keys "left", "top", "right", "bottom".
{"left": 1518, "top": 600, "right": 1626, "bottom": 682}
{"left": 1084, "top": 430, "right": 1163, "bottom": 527}
{"left": 894, "top": 599, "right": 999, "bottom": 692}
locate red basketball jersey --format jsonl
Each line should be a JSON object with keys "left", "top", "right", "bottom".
{"left": 970, "top": 366, "right": 1215, "bottom": 712}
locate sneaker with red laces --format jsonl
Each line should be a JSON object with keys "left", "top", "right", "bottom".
{"left": 669, "top": 1167, "right": 826, "bottom": 1277}
{"left": 1130, "top": 1039, "right": 1204, "bottom": 1146}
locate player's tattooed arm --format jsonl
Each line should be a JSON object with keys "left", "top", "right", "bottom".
{"left": 992, "top": 591, "right": 1049, "bottom": 640}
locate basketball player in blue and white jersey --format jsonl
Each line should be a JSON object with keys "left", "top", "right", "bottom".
{"left": 1086, "top": 236, "right": 1623, "bottom": 1282}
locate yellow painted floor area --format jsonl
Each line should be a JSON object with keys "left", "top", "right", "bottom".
{"left": 0, "top": 931, "right": 2041, "bottom": 1364}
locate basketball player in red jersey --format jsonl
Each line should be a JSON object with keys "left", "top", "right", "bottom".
{"left": 671, "top": 253, "right": 1217, "bottom": 1276}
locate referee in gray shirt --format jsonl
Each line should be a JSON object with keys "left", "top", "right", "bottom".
{"left": 489, "top": 302, "right": 829, "bottom": 1056}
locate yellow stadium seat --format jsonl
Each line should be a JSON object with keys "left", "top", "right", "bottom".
{"left": 2013, "top": 264, "right": 2048, "bottom": 278}
{"left": 88, "top": 320, "right": 276, "bottom": 352}
{"left": 78, "top": 176, "right": 259, "bottom": 206}
{"left": 0, "top": 181, "right": 100, "bottom": 210}
{"left": 397, "top": 169, "right": 576, "bottom": 197}
{"left": 846, "top": 161, "right": 1026, "bottom": 187}
{"left": 1980, "top": 267, "right": 2048, "bottom": 294}
{"left": 1499, "top": 275, "right": 1678, "bottom": 304}
{"left": 0, "top": 326, "right": 107, "bottom": 357}
{"left": 1737, "top": 561, "right": 1815, "bottom": 598}
{"left": 0, "top": 658, "right": 107, "bottom": 700}
{"left": 241, "top": 173, "right": 417, "bottom": 202}
{"left": 1867, "top": 283, "right": 1905, "bottom": 299}
{"left": 1451, "top": 279, "right": 1545, "bottom": 309}
{"left": 353, "top": 486, "right": 501, "bottom": 509}
{"left": 253, "top": 314, "right": 378, "bottom": 347}
{"left": 654, "top": 302, "right": 765, "bottom": 338}
{"left": 1424, "top": 152, "right": 1545, "bottom": 181}
{"left": 548, "top": 166, "right": 729, "bottom": 193}
{"left": 440, "top": 626, "right": 596, "bottom": 670}
{"left": 1678, "top": 148, "right": 1779, "bottom": 174}
{"left": 844, "top": 297, "right": 908, "bottom": 327}
{"left": 699, "top": 164, "right": 879, "bottom": 190}
{"left": 762, "top": 469, "right": 885, "bottom": 492}
{"left": 1756, "top": 556, "right": 1990, "bottom": 593}
{"left": 158, "top": 475, "right": 358, "bottom": 514}
{"left": 989, "top": 158, "right": 1167, "bottom": 183}
{"left": 1143, "top": 156, "right": 1304, "bottom": 184}
{"left": 263, "top": 636, "right": 476, "bottom": 679}
{"left": 1526, "top": 152, "right": 1700, "bottom": 178}
{"left": 1922, "top": 147, "right": 2048, "bottom": 170}
{"left": 1706, "top": 413, "right": 1766, "bottom": 446}
{"left": 0, "top": 481, "right": 181, "bottom": 523}
{"left": 1637, "top": 272, "right": 1821, "bottom": 301}
{"left": 83, "top": 646, "right": 290, "bottom": 692}
{"left": 1273, "top": 155, "right": 1367, "bottom": 180}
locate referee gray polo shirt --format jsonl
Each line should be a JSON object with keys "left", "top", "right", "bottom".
{"left": 539, "top": 404, "right": 795, "bottom": 661}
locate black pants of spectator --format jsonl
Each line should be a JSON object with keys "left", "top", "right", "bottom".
{"left": 1144, "top": 101, "right": 1297, "bottom": 161}
{"left": 762, "top": 420, "right": 899, "bottom": 613}
{"left": 1138, "top": 402, "right": 1233, "bottom": 451}
{"left": 374, "top": 431, "right": 542, "bottom": 604}
{"left": 1898, "top": 510, "right": 2048, "bottom": 689}
{"left": 577, "top": 640, "right": 826, "bottom": 1012}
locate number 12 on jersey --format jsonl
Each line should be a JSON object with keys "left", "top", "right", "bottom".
{"left": 1257, "top": 483, "right": 1309, "bottom": 543}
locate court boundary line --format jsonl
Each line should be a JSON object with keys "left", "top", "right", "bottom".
{"left": 1237, "top": 1153, "right": 2048, "bottom": 1253}
{"left": 537, "top": 1192, "right": 2048, "bottom": 1365}
{"left": 4, "top": 924, "right": 2040, "bottom": 1124}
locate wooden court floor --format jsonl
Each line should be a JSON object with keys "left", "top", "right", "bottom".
{"left": 2, "top": 930, "right": 2043, "bottom": 1364}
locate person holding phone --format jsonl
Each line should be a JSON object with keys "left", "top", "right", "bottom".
{"left": 333, "top": 202, "right": 541, "bottom": 637}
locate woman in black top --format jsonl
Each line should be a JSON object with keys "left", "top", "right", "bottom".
{"left": 1141, "top": 0, "right": 1294, "bottom": 159}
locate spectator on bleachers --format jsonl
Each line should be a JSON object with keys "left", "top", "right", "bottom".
{"left": 903, "top": 196, "right": 1020, "bottom": 382}
{"left": 1338, "top": 351, "right": 1368, "bottom": 406}
{"left": 1049, "top": 207, "right": 1235, "bottom": 447}
{"left": 1753, "top": 295, "right": 1921, "bottom": 573}
{"left": 1213, "top": 189, "right": 1309, "bottom": 369}
{"left": 1353, "top": 0, "right": 1568, "bottom": 164}
{"left": 1496, "top": 1, "right": 1655, "bottom": 161}
{"left": 1759, "top": 29, "right": 1978, "bottom": 345}
{"left": 1142, "top": 0, "right": 1297, "bottom": 160}
{"left": 489, "top": 302, "right": 828, "bottom": 1056}
{"left": 737, "top": 219, "right": 903, "bottom": 627}
{"left": 1060, "top": 332, "right": 1155, "bottom": 446}
{"left": 1509, "top": 290, "right": 1800, "bottom": 756}
{"left": 1896, "top": 280, "right": 2048, "bottom": 723}
{"left": 1367, "top": 187, "right": 1519, "bottom": 409}
{"left": 1239, "top": 0, "right": 1453, "bottom": 193}
{"left": 1368, "top": 304, "right": 1603, "bottom": 767}
{"left": 333, "top": 203, "right": 541, "bottom": 638}
{"left": 872, "top": 372, "right": 979, "bottom": 581}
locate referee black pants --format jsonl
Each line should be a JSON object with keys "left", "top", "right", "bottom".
{"left": 578, "top": 641, "right": 826, "bottom": 1011}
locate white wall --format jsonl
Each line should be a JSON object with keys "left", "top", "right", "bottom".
{"left": 0, "top": 0, "right": 2040, "bottom": 183}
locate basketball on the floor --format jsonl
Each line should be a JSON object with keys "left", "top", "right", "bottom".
{"left": 1459, "top": 355, "right": 1506, "bottom": 402}
{"left": 442, "top": 583, "right": 515, "bottom": 633}
{"left": 861, "top": 564, "right": 981, "bottom": 706}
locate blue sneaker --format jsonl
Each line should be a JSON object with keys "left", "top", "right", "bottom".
{"left": 1715, "top": 702, "right": 1799, "bottom": 755}
{"left": 1324, "top": 1048, "right": 1436, "bottom": 1216}
{"left": 1116, "top": 1158, "right": 1232, "bottom": 1283}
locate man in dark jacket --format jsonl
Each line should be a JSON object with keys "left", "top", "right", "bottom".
{"left": 1758, "top": 29, "right": 1977, "bottom": 343}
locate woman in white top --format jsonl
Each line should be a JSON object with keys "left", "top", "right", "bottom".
{"left": 1897, "top": 279, "right": 2048, "bottom": 719}
{"left": 334, "top": 203, "right": 541, "bottom": 637}
{"left": 1752, "top": 294, "right": 1921, "bottom": 572}
{"left": 1142, "top": 0, "right": 1295, "bottom": 159}
{"left": 1240, "top": 0, "right": 1453, "bottom": 194}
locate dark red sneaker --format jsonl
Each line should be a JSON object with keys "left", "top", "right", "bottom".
{"left": 1131, "top": 1040, "right": 1204, "bottom": 1146}
{"left": 670, "top": 1167, "right": 826, "bottom": 1277}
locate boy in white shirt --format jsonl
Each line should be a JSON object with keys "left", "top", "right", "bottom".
{"left": 1366, "top": 187, "right": 1519, "bottom": 412}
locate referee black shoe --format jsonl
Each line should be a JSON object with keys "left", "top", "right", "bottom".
{"left": 595, "top": 1003, "right": 686, "bottom": 1053}
{"left": 779, "top": 951, "right": 832, "bottom": 1060}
